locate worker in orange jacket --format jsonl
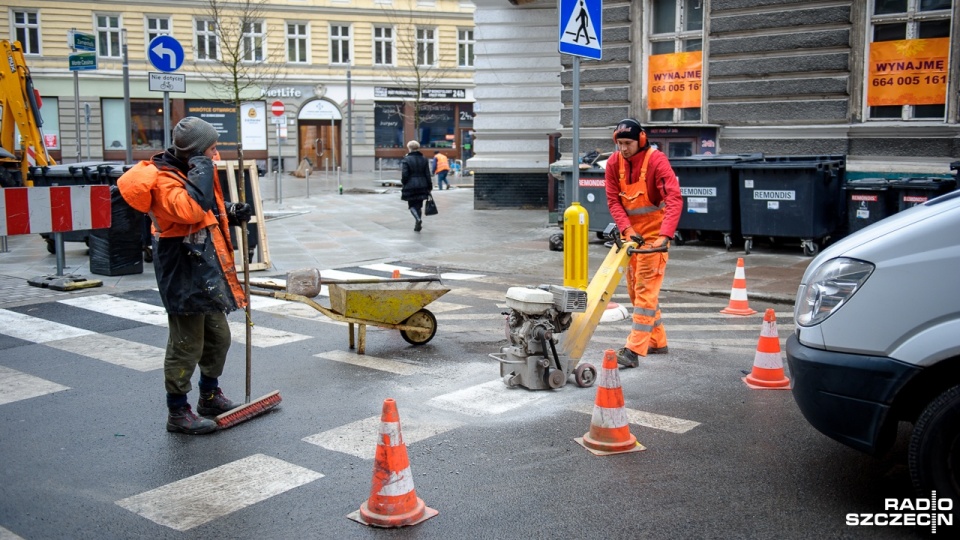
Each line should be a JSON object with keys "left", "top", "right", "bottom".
{"left": 431, "top": 151, "right": 451, "bottom": 190}
{"left": 604, "top": 118, "right": 683, "bottom": 368}
{"left": 118, "top": 117, "right": 251, "bottom": 434}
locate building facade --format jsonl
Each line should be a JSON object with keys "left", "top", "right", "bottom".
{"left": 470, "top": 0, "right": 959, "bottom": 208}
{"left": 3, "top": 0, "right": 475, "bottom": 173}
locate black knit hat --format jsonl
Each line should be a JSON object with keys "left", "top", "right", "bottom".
{"left": 173, "top": 117, "right": 219, "bottom": 159}
{"left": 613, "top": 118, "right": 643, "bottom": 142}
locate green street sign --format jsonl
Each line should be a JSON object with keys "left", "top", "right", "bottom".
{"left": 69, "top": 52, "right": 97, "bottom": 71}
{"left": 69, "top": 30, "right": 96, "bottom": 52}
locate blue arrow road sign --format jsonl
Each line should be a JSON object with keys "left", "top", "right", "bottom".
{"left": 559, "top": 0, "right": 602, "bottom": 60}
{"left": 148, "top": 35, "right": 184, "bottom": 73}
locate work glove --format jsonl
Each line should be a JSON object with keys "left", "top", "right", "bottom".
{"left": 185, "top": 155, "right": 216, "bottom": 211}
{"left": 227, "top": 202, "right": 253, "bottom": 224}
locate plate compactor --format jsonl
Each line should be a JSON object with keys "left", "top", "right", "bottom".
{"left": 492, "top": 224, "right": 668, "bottom": 390}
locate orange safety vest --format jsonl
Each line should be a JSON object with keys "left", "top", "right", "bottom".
{"left": 618, "top": 148, "right": 665, "bottom": 243}
{"left": 435, "top": 153, "right": 450, "bottom": 173}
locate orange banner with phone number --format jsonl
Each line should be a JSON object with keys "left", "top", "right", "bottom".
{"left": 647, "top": 51, "right": 703, "bottom": 110}
{"left": 868, "top": 38, "right": 949, "bottom": 107}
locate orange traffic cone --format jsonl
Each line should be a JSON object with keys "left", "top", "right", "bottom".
{"left": 720, "top": 258, "right": 757, "bottom": 316}
{"left": 392, "top": 269, "right": 401, "bottom": 279}
{"left": 348, "top": 398, "right": 438, "bottom": 527}
{"left": 575, "top": 350, "right": 645, "bottom": 456}
{"left": 743, "top": 309, "right": 790, "bottom": 389}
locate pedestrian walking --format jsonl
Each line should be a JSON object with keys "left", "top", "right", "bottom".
{"left": 400, "top": 140, "right": 433, "bottom": 232}
{"left": 116, "top": 117, "right": 253, "bottom": 434}
{"left": 604, "top": 118, "right": 682, "bottom": 368}
{"left": 432, "top": 151, "right": 451, "bottom": 190}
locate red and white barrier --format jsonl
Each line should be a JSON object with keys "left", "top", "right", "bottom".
{"left": 0, "top": 185, "right": 111, "bottom": 236}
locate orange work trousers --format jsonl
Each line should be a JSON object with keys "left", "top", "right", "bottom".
{"left": 625, "top": 250, "right": 668, "bottom": 356}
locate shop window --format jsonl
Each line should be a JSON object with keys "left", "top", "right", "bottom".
{"left": 419, "top": 102, "right": 455, "bottom": 148}
{"left": 102, "top": 98, "right": 165, "bottom": 152}
{"left": 374, "top": 103, "right": 404, "bottom": 149}
{"left": 867, "top": 0, "right": 952, "bottom": 120}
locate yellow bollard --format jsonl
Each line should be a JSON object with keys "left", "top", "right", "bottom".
{"left": 563, "top": 202, "right": 589, "bottom": 290}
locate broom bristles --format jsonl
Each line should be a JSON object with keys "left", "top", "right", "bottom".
{"left": 215, "top": 390, "right": 282, "bottom": 429}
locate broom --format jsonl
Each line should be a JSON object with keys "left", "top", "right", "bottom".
{"left": 216, "top": 155, "right": 281, "bottom": 430}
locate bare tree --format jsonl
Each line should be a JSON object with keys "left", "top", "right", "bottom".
{"left": 380, "top": 6, "right": 456, "bottom": 136}
{"left": 193, "top": 0, "right": 284, "bottom": 400}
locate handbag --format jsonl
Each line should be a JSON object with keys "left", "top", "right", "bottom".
{"left": 424, "top": 195, "right": 438, "bottom": 216}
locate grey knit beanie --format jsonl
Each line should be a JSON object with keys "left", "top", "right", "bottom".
{"left": 173, "top": 117, "right": 219, "bottom": 159}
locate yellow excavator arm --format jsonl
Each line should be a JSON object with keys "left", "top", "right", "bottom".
{"left": 0, "top": 39, "right": 56, "bottom": 187}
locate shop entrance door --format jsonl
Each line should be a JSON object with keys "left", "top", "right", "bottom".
{"left": 299, "top": 120, "right": 340, "bottom": 170}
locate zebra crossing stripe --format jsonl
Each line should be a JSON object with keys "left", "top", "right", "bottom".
{"left": 0, "top": 524, "right": 25, "bottom": 539}
{"left": 59, "top": 295, "right": 312, "bottom": 347}
{"left": 360, "top": 263, "right": 486, "bottom": 281}
{"left": 115, "top": 454, "right": 323, "bottom": 531}
{"left": 303, "top": 415, "right": 464, "bottom": 459}
{"left": 0, "top": 309, "right": 94, "bottom": 342}
{"left": 427, "top": 379, "right": 552, "bottom": 416}
{"left": 315, "top": 350, "right": 425, "bottom": 375}
{"left": 570, "top": 402, "right": 700, "bottom": 434}
{"left": 46, "top": 334, "right": 164, "bottom": 372}
{"left": 0, "top": 365, "right": 70, "bottom": 406}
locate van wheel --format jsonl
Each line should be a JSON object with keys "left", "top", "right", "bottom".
{"left": 908, "top": 384, "right": 960, "bottom": 502}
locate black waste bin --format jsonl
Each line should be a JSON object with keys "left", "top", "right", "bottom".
{"left": 551, "top": 162, "right": 612, "bottom": 238}
{"left": 890, "top": 176, "right": 958, "bottom": 211}
{"left": 843, "top": 178, "right": 898, "bottom": 234}
{"left": 89, "top": 185, "right": 144, "bottom": 276}
{"left": 733, "top": 158, "right": 844, "bottom": 256}
{"left": 670, "top": 153, "right": 762, "bottom": 250}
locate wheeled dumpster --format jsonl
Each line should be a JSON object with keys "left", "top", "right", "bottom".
{"left": 890, "top": 176, "right": 957, "bottom": 211}
{"left": 670, "top": 153, "right": 762, "bottom": 250}
{"left": 843, "top": 178, "right": 897, "bottom": 235}
{"left": 733, "top": 157, "right": 844, "bottom": 256}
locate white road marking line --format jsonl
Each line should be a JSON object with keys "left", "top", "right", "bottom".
{"left": 115, "top": 454, "right": 323, "bottom": 532}
{"left": 0, "top": 525, "right": 25, "bottom": 539}
{"left": 322, "top": 268, "right": 388, "bottom": 281}
{"left": 315, "top": 350, "right": 424, "bottom": 375}
{"left": 570, "top": 402, "right": 700, "bottom": 434}
{"left": 427, "top": 380, "right": 552, "bottom": 416}
{"left": 59, "top": 295, "right": 311, "bottom": 347}
{"left": 422, "top": 300, "right": 469, "bottom": 313}
{"left": 46, "top": 334, "right": 163, "bottom": 372}
{"left": 0, "top": 309, "right": 94, "bottom": 343}
{"left": 249, "top": 295, "right": 291, "bottom": 309}
{"left": 447, "top": 287, "right": 508, "bottom": 302}
{"left": 0, "top": 365, "right": 70, "bottom": 406}
{"left": 664, "top": 311, "right": 793, "bottom": 320}
{"left": 303, "top": 415, "right": 464, "bottom": 459}
{"left": 59, "top": 295, "right": 168, "bottom": 325}
{"left": 435, "top": 313, "right": 504, "bottom": 321}
{"left": 433, "top": 324, "right": 504, "bottom": 335}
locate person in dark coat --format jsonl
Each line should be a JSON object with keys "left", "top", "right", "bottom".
{"left": 117, "top": 117, "right": 252, "bottom": 435}
{"left": 400, "top": 140, "right": 433, "bottom": 232}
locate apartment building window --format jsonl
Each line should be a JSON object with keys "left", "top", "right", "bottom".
{"left": 647, "top": 0, "right": 703, "bottom": 123}
{"left": 417, "top": 27, "right": 437, "bottom": 67}
{"left": 196, "top": 19, "right": 218, "bottom": 61}
{"left": 374, "top": 26, "right": 394, "bottom": 66}
{"left": 145, "top": 16, "right": 171, "bottom": 44}
{"left": 331, "top": 24, "right": 351, "bottom": 64}
{"left": 287, "top": 23, "right": 308, "bottom": 63}
{"left": 867, "top": 0, "right": 953, "bottom": 120}
{"left": 13, "top": 11, "right": 40, "bottom": 55}
{"left": 458, "top": 29, "right": 474, "bottom": 68}
{"left": 243, "top": 21, "right": 266, "bottom": 62}
{"left": 96, "top": 14, "right": 123, "bottom": 58}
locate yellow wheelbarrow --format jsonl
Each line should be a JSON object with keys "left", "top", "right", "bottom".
{"left": 250, "top": 269, "right": 449, "bottom": 354}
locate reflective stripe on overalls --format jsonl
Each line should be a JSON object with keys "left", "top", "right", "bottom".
{"left": 618, "top": 149, "right": 668, "bottom": 355}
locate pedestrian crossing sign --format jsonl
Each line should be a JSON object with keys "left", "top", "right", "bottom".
{"left": 559, "top": 0, "right": 602, "bottom": 60}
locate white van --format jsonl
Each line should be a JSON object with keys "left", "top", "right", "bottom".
{"left": 786, "top": 187, "right": 960, "bottom": 501}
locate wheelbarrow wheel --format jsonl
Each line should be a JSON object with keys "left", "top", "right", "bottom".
{"left": 400, "top": 308, "right": 437, "bottom": 345}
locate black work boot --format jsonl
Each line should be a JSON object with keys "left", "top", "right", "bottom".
{"left": 616, "top": 347, "right": 639, "bottom": 368}
{"left": 197, "top": 388, "right": 238, "bottom": 416}
{"left": 167, "top": 404, "right": 217, "bottom": 434}
{"left": 648, "top": 346, "right": 669, "bottom": 354}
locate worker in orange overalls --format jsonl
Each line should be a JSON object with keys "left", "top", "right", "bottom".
{"left": 604, "top": 118, "right": 683, "bottom": 368}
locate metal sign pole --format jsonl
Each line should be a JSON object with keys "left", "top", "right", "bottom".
{"left": 571, "top": 55, "right": 580, "bottom": 206}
